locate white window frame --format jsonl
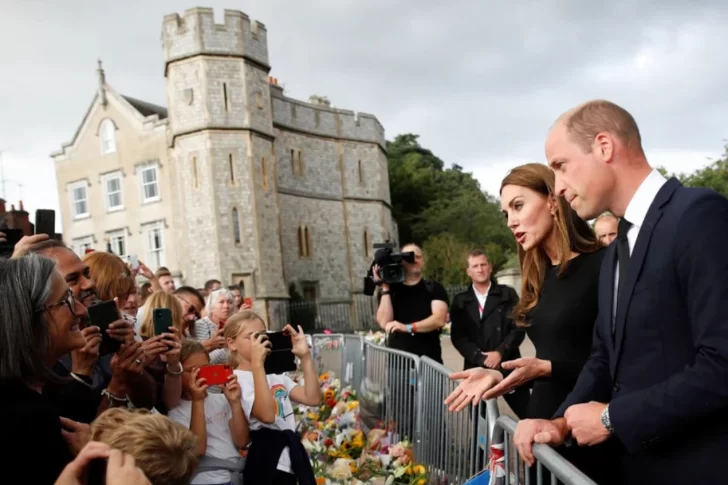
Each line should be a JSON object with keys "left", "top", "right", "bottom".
{"left": 139, "top": 164, "right": 160, "bottom": 203}
{"left": 73, "top": 236, "right": 94, "bottom": 257}
{"left": 104, "top": 172, "right": 124, "bottom": 212}
{"left": 69, "top": 181, "right": 89, "bottom": 219}
{"left": 100, "top": 119, "right": 116, "bottom": 155}
{"left": 108, "top": 230, "right": 126, "bottom": 257}
{"left": 144, "top": 222, "right": 166, "bottom": 269}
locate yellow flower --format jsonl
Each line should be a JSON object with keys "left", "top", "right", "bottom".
{"left": 306, "top": 412, "right": 320, "bottom": 421}
{"left": 347, "top": 401, "right": 360, "bottom": 411}
{"left": 320, "top": 372, "right": 330, "bottom": 382}
{"left": 349, "top": 462, "right": 358, "bottom": 474}
{"left": 413, "top": 465, "right": 426, "bottom": 475}
{"left": 328, "top": 449, "right": 339, "bottom": 458}
{"left": 416, "top": 479, "right": 427, "bottom": 485}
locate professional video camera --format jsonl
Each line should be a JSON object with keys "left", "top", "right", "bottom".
{"left": 363, "top": 240, "right": 415, "bottom": 296}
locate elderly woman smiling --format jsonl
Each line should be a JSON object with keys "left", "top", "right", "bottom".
{"left": 193, "top": 288, "right": 235, "bottom": 364}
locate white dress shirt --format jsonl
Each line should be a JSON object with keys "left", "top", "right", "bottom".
{"left": 473, "top": 283, "right": 490, "bottom": 318}
{"left": 612, "top": 169, "right": 667, "bottom": 320}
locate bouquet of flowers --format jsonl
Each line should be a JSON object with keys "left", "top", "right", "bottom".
{"left": 298, "top": 372, "right": 429, "bottom": 485}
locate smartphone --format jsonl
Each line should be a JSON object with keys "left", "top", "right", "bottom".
{"left": 244, "top": 297, "right": 252, "bottom": 307}
{"left": 35, "top": 209, "right": 55, "bottom": 236}
{"left": 198, "top": 364, "right": 233, "bottom": 386}
{"left": 263, "top": 330, "right": 296, "bottom": 374}
{"left": 153, "top": 308, "right": 173, "bottom": 336}
{"left": 87, "top": 300, "right": 122, "bottom": 355}
{"left": 128, "top": 254, "right": 139, "bottom": 271}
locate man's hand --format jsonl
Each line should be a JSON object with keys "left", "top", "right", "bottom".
{"left": 71, "top": 326, "right": 102, "bottom": 376}
{"left": 12, "top": 234, "right": 49, "bottom": 259}
{"left": 564, "top": 402, "right": 610, "bottom": 446}
{"left": 60, "top": 417, "right": 92, "bottom": 456}
{"left": 384, "top": 321, "right": 407, "bottom": 334}
{"left": 514, "top": 418, "right": 569, "bottom": 466}
{"left": 53, "top": 441, "right": 112, "bottom": 485}
{"left": 106, "top": 449, "right": 152, "bottom": 485}
{"left": 445, "top": 367, "right": 503, "bottom": 411}
{"left": 483, "top": 351, "right": 502, "bottom": 369}
{"left": 482, "top": 357, "right": 550, "bottom": 400}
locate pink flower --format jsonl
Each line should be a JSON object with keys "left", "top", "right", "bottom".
{"left": 324, "top": 329, "right": 332, "bottom": 335}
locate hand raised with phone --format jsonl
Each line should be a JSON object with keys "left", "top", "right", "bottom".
{"left": 222, "top": 373, "right": 242, "bottom": 403}
{"left": 251, "top": 332, "right": 272, "bottom": 366}
{"left": 284, "top": 324, "right": 310, "bottom": 358}
{"left": 189, "top": 368, "right": 209, "bottom": 401}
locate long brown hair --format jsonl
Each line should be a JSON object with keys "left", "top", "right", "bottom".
{"left": 500, "top": 163, "right": 601, "bottom": 327}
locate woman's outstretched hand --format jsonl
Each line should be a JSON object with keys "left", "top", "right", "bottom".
{"left": 444, "top": 367, "right": 504, "bottom": 412}
{"left": 482, "top": 357, "right": 550, "bottom": 400}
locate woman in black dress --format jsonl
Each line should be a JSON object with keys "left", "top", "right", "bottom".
{"left": 446, "top": 163, "right": 614, "bottom": 483}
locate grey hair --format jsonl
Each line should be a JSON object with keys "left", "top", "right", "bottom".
{"left": 0, "top": 255, "right": 58, "bottom": 382}
{"left": 206, "top": 288, "right": 233, "bottom": 313}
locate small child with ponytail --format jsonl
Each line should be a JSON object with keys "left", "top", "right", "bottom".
{"left": 224, "top": 311, "right": 322, "bottom": 485}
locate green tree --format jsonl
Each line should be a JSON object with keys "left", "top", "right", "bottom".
{"left": 386, "top": 134, "right": 515, "bottom": 279}
{"left": 657, "top": 144, "right": 728, "bottom": 197}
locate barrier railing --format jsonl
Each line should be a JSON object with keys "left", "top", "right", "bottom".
{"left": 308, "top": 334, "right": 598, "bottom": 485}
{"left": 490, "top": 416, "right": 598, "bottom": 485}
{"left": 417, "top": 356, "right": 499, "bottom": 485}
{"left": 362, "top": 342, "right": 421, "bottom": 445}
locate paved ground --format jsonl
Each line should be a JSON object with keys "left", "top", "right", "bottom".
{"left": 441, "top": 335, "right": 536, "bottom": 418}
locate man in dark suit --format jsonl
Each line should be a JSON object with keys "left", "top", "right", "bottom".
{"left": 512, "top": 99, "right": 728, "bottom": 484}
{"left": 450, "top": 249, "right": 529, "bottom": 417}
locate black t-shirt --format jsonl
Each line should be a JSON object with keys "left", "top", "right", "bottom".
{"left": 386, "top": 280, "right": 449, "bottom": 363}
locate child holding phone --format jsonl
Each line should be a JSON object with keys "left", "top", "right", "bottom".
{"left": 168, "top": 340, "right": 249, "bottom": 485}
{"left": 224, "top": 311, "right": 322, "bottom": 485}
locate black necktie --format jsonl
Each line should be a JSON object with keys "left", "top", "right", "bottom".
{"left": 613, "top": 217, "right": 633, "bottom": 334}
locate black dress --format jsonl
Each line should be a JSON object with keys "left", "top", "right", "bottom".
{"left": 524, "top": 249, "right": 617, "bottom": 484}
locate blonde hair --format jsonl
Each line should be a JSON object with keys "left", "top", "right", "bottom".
{"left": 180, "top": 338, "right": 207, "bottom": 364}
{"left": 562, "top": 99, "right": 643, "bottom": 154}
{"left": 91, "top": 408, "right": 198, "bottom": 485}
{"left": 223, "top": 310, "right": 266, "bottom": 367}
{"left": 83, "top": 251, "right": 136, "bottom": 301}
{"left": 139, "top": 291, "right": 185, "bottom": 338}
{"left": 500, "top": 163, "right": 601, "bottom": 327}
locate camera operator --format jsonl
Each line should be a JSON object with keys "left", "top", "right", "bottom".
{"left": 374, "top": 243, "right": 449, "bottom": 363}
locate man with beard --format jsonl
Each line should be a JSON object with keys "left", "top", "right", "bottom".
{"left": 12, "top": 235, "right": 156, "bottom": 424}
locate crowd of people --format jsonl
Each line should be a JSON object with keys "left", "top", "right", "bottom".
{"left": 0, "top": 235, "right": 322, "bottom": 485}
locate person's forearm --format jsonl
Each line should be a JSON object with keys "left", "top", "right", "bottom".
{"left": 190, "top": 400, "right": 207, "bottom": 456}
{"left": 163, "top": 372, "right": 182, "bottom": 410}
{"left": 376, "top": 290, "right": 394, "bottom": 328}
{"left": 229, "top": 403, "right": 250, "bottom": 448}
{"left": 300, "top": 355, "right": 322, "bottom": 406}
{"left": 251, "top": 364, "right": 275, "bottom": 423}
{"left": 412, "top": 313, "right": 446, "bottom": 332}
{"left": 125, "top": 371, "right": 156, "bottom": 410}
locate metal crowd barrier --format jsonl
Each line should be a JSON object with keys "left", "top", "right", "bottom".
{"left": 417, "top": 356, "right": 499, "bottom": 484}
{"left": 308, "top": 334, "right": 597, "bottom": 485}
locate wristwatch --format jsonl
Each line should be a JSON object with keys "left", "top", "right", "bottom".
{"left": 601, "top": 405, "right": 615, "bottom": 434}
{"left": 406, "top": 324, "right": 414, "bottom": 334}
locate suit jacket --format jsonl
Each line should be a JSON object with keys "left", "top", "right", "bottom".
{"left": 450, "top": 283, "right": 524, "bottom": 369}
{"left": 556, "top": 178, "right": 728, "bottom": 483}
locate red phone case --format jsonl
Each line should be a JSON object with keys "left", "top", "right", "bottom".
{"left": 198, "top": 364, "right": 233, "bottom": 386}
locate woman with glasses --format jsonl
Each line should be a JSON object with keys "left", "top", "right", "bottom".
{"left": 0, "top": 255, "right": 89, "bottom": 484}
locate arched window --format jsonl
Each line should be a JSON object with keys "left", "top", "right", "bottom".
{"left": 100, "top": 119, "right": 116, "bottom": 154}
{"left": 232, "top": 208, "right": 241, "bottom": 244}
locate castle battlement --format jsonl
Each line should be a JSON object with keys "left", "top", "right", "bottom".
{"left": 271, "top": 94, "right": 386, "bottom": 147}
{"left": 162, "top": 8, "right": 269, "bottom": 70}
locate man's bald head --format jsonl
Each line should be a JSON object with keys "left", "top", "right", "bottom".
{"left": 594, "top": 213, "right": 619, "bottom": 246}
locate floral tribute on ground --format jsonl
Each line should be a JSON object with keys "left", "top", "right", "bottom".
{"left": 292, "top": 371, "right": 429, "bottom": 485}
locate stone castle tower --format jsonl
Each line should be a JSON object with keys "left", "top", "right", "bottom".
{"left": 161, "top": 8, "right": 395, "bottom": 326}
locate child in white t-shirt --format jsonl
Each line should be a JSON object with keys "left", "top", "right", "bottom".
{"left": 224, "top": 311, "right": 322, "bottom": 485}
{"left": 168, "top": 340, "right": 249, "bottom": 485}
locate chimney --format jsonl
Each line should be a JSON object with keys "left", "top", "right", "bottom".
{"left": 6, "top": 201, "right": 31, "bottom": 236}
{"left": 97, "top": 59, "right": 107, "bottom": 107}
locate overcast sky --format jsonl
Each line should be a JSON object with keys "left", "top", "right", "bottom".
{"left": 2, "top": 0, "right": 727, "bottom": 231}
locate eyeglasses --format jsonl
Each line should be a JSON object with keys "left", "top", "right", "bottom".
{"left": 43, "top": 288, "right": 77, "bottom": 315}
